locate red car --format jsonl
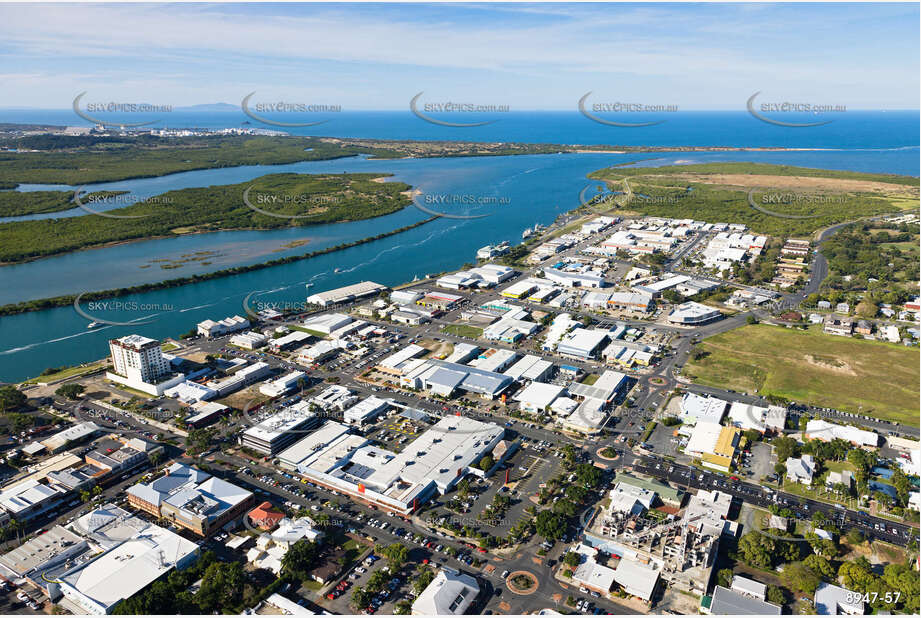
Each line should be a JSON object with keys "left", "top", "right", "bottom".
{"left": 729, "top": 475, "right": 739, "bottom": 481}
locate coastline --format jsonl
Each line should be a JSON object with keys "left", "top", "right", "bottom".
{"left": 0, "top": 215, "right": 438, "bottom": 317}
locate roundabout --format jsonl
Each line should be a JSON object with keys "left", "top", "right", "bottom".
{"left": 505, "top": 570, "right": 539, "bottom": 595}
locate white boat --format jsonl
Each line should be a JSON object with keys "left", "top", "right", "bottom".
{"left": 522, "top": 227, "right": 533, "bottom": 239}
{"left": 87, "top": 321, "right": 101, "bottom": 329}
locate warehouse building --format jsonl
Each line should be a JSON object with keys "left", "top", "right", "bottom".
{"left": 307, "top": 281, "right": 388, "bottom": 307}
{"left": 259, "top": 371, "right": 306, "bottom": 398}
{"left": 556, "top": 328, "right": 610, "bottom": 360}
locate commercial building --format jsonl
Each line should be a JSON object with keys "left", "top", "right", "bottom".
{"left": 400, "top": 359, "right": 514, "bottom": 399}
{"left": 197, "top": 315, "right": 249, "bottom": 338}
{"left": 307, "top": 281, "right": 388, "bottom": 307}
{"left": 814, "top": 582, "right": 864, "bottom": 615}
{"left": 126, "top": 463, "right": 253, "bottom": 537}
{"left": 56, "top": 505, "right": 199, "bottom": 614}
{"left": 503, "top": 354, "right": 554, "bottom": 382}
{"left": 205, "top": 361, "right": 271, "bottom": 397}
{"left": 685, "top": 422, "right": 741, "bottom": 472}
{"left": 514, "top": 382, "right": 565, "bottom": 414}
{"left": 106, "top": 335, "right": 183, "bottom": 396}
{"left": 259, "top": 371, "right": 306, "bottom": 398}
{"left": 727, "top": 402, "right": 787, "bottom": 433}
{"left": 280, "top": 417, "right": 504, "bottom": 515}
{"left": 667, "top": 302, "right": 722, "bottom": 325}
{"left": 343, "top": 396, "right": 390, "bottom": 425}
{"left": 805, "top": 420, "right": 878, "bottom": 448}
{"left": 165, "top": 380, "right": 217, "bottom": 404}
{"left": 411, "top": 568, "right": 480, "bottom": 616}
{"left": 268, "top": 330, "right": 310, "bottom": 352}
{"left": 706, "top": 585, "right": 781, "bottom": 615}
{"left": 184, "top": 400, "right": 229, "bottom": 428}
{"left": 297, "top": 340, "right": 340, "bottom": 364}
{"left": 308, "top": 385, "right": 358, "bottom": 412}
{"left": 40, "top": 422, "right": 102, "bottom": 453}
{"left": 240, "top": 402, "right": 319, "bottom": 455}
{"left": 680, "top": 393, "right": 728, "bottom": 425}
{"left": 302, "top": 312, "right": 353, "bottom": 335}
{"left": 612, "top": 558, "right": 660, "bottom": 601}
{"left": 556, "top": 328, "right": 610, "bottom": 359}
{"left": 543, "top": 267, "right": 607, "bottom": 288}
{"left": 229, "top": 331, "right": 268, "bottom": 350}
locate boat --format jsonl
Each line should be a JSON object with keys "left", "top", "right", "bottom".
{"left": 522, "top": 227, "right": 533, "bottom": 239}
{"left": 334, "top": 268, "right": 343, "bottom": 273}
{"left": 305, "top": 283, "right": 314, "bottom": 290}
{"left": 87, "top": 321, "right": 101, "bottom": 329}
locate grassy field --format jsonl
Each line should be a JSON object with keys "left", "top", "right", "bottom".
{"left": 587, "top": 162, "right": 919, "bottom": 236}
{"left": 23, "top": 360, "right": 108, "bottom": 384}
{"left": 442, "top": 324, "right": 484, "bottom": 338}
{"left": 684, "top": 324, "right": 920, "bottom": 426}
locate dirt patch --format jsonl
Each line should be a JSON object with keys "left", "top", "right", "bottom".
{"left": 667, "top": 173, "right": 919, "bottom": 196}
{"left": 804, "top": 354, "right": 857, "bottom": 375}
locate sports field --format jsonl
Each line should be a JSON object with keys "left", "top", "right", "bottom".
{"left": 684, "top": 324, "right": 920, "bottom": 426}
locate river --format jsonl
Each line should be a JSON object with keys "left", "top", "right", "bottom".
{"left": 0, "top": 147, "right": 918, "bottom": 382}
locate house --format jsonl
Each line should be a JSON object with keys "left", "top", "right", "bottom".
{"left": 823, "top": 314, "right": 853, "bottom": 336}
{"left": 854, "top": 320, "right": 873, "bottom": 336}
{"left": 786, "top": 454, "right": 815, "bottom": 484}
{"left": 411, "top": 568, "right": 480, "bottom": 615}
{"left": 825, "top": 470, "right": 853, "bottom": 490}
{"left": 248, "top": 501, "right": 285, "bottom": 530}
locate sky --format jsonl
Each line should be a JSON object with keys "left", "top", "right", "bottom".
{"left": 0, "top": 2, "right": 918, "bottom": 110}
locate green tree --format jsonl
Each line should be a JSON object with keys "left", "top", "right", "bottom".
{"left": 352, "top": 587, "right": 372, "bottom": 609}
{"left": 779, "top": 561, "right": 821, "bottom": 595}
{"left": 379, "top": 543, "right": 408, "bottom": 572}
{"left": 55, "top": 383, "right": 85, "bottom": 400}
{"left": 766, "top": 585, "right": 786, "bottom": 605}
{"left": 737, "top": 531, "right": 774, "bottom": 569}
{"left": 281, "top": 539, "right": 319, "bottom": 580}
{"left": 803, "top": 553, "right": 836, "bottom": 581}
{"left": 196, "top": 561, "right": 245, "bottom": 612}
{"left": 563, "top": 552, "right": 581, "bottom": 568}
{"left": 716, "top": 568, "right": 733, "bottom": 588}
{"left": 477, "top": 455, "right": 495, "bottom": 472}
{"left": 0, "top": 386, "right": 27, "bottom": 412}
{"left": 535, "top": 510, "right": 566, "bottom": 541}
{"left": 772, "top": 436, "right": 798, "bottom": 463}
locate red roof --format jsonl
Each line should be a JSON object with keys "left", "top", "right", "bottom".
{"left": 248, "top": 501, "right": 284, "bottom": 529}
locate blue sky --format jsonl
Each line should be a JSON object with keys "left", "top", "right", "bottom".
{"left": 0, "top": 2, "right": 918, "bottom": 110}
